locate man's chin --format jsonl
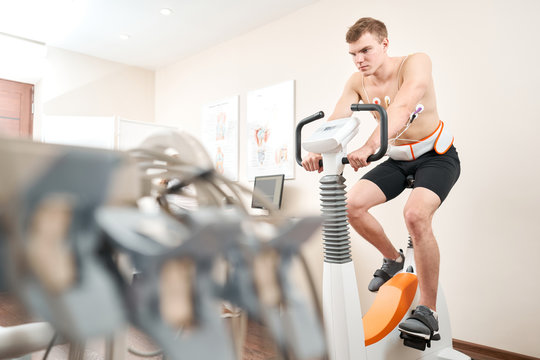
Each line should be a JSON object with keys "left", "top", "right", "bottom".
{"left": 359, "top": 68, "right": 371, "bottom": 75}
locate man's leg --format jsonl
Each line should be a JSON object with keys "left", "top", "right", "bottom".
{"left": 403, "top": 187, "right": 441, "bottom": 310}
{"left": 347, "top": 179, "right": 400, "bottom": 260}
{"left": 399, "top": 187, "right": 442, "bottom": 341}
{"left": 399, "top": 148, "right": 460, "bottom": 341}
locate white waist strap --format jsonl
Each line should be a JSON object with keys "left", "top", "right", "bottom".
{"left": 386, "top": 120, "right": 454, "bottom": 161}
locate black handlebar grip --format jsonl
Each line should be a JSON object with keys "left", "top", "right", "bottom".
{"left": 295, "top": 111, "right": 325, "bottom": 166}
{"left": 349, "top": 104, "right": 388, "bottom": 162}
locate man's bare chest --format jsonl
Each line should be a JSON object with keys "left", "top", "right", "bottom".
{"left": 360, "top": 81, "right": 400, "bottom": 108}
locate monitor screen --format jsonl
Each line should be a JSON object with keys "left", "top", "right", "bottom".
{"left": 251, "top": 174, "right": 285, "bottom": 209}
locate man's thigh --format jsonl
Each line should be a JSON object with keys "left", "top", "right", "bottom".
{"left": 360, "top": 161, "right": 407, "bottom": 202}
{"left": 348, "top": 179, "right": 387, "bottom": 210}
{"left": 405, "top": 187, "right": 441, "bottom": 217}
{"left": 413, "top": 148, "right": 461, "bottom": 204}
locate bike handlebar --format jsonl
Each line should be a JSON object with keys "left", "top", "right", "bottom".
{"left": 351, "top": 103, "right": 388, "bottom": 162}
{"left": 295, "top": 104, "right": 388, "bottom": 167}
{"left": 295, "top": 111, "right": 325, "bottom": 166}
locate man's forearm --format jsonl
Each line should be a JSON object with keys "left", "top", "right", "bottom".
{"left": 364, "top": 126, "right": 381, "bottom": 153}
{"left": 387, "top": 105, "right": 412, "bottom": 139}
{"left": 363, "top": 105, "right": 411, "bottom": 152}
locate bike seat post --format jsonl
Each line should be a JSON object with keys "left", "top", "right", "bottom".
{"left": 406, "top": 175, "right": 415, "bottom": 189}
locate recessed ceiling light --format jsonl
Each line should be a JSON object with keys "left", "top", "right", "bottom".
{"left": 160, "top": 8, "right": 173, "bottom": 16}
{"left": 119, "top": 34, "right": 130, "bottom": 40}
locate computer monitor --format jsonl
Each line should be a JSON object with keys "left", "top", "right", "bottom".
{"left": 251, "top": 174, "right": 285, "bottom": 210}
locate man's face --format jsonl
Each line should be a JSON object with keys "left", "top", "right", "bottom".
{"left": 348, "top": 32, "right": 388, "bottom": 75}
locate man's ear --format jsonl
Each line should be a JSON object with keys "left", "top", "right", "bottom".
{"left": 382, "top": 38, "right": 389, "bottom": 52}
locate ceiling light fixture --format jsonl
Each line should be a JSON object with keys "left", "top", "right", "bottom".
{"left": 119, "top": 34, "right": 130, "bottom": 40}
{"left": 160, "top": 8, "right": 173, "bottom": 16}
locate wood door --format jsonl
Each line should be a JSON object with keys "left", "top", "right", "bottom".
{"left": 0, "top": 79, "right": 33, "bottom": 138}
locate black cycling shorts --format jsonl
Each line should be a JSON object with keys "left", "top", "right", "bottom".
{"left": 361, "top": 145, "right": 461, "bottom": 203}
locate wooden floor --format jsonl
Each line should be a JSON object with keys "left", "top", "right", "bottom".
{"left": 0, "top": 293, "right": 492, "bottom": 360}
{"left": 0, "top": 293, "right": 280, "bottom": 360}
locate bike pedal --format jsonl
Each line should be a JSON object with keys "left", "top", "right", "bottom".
{"left": 399, "top": 332, "right": 430, "bottom": 351}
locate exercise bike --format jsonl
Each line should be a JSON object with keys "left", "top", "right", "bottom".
{"left": 295, "top": 103, "right": 469, "bottom": 360}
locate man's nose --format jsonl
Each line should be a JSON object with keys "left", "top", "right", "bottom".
{"left": 355, "top": 54, "right": 364, "bottom": 63}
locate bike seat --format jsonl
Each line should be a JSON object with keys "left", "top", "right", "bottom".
{"left": 363, "top": 272, "right": 418, "bottom": 346}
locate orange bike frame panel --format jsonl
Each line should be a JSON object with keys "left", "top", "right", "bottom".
{"left": 363, "top": 272, "right": 418, "bottom": 346}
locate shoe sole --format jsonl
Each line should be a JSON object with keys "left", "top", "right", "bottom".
{"left": 398, "top": 328, "right": 439, "bottom": 341}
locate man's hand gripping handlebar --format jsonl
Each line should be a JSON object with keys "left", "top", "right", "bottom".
{"left": 295, "top": 104, "right": 388, "bottom": 171}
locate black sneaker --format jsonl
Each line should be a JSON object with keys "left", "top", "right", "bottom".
{"left": 398, "top": 305, "right": 440, "bottom": 341}
{"left": 368, "top": 249, "right": 404, "bottom": 292}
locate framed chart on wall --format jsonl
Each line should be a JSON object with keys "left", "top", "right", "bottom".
{"left": 246, "top": 80, "right": 295, "bottom": 180}
{"left": 201, "top": 95, "right": 239, "bottom": 181}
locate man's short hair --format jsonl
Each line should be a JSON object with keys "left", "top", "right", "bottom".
{"left": 346, "top": 17, "right": 388, "bottom": 43}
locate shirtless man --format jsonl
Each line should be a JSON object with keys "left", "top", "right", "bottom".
{"left": 301, "top": 17, "right": 460, "bottom": 340}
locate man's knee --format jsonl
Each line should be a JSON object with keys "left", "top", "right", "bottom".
{"left": 346, "top": 197, "right": 370, "bottom": 221}
{"left": 346, "top": 180, "right": 386, "bottom": 221}
{"left": 403, "top": 206, "right": 432, "bottom": 234}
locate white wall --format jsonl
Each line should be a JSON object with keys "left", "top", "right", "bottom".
{"left": 155, "top": 0, "right": 540, "bottom": 357}
{"left": 33, "top": 46, "right": 155, "bottom": 139}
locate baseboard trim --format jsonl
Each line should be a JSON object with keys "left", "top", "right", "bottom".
{"left": 453, "top": 339, "right": 539, "bottom": 360}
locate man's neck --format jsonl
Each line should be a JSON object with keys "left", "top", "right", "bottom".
{"left": 369, "top": 56, "right": 398, "bottom": 85}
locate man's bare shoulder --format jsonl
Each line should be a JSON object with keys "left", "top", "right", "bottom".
{"left": 403, "top": 53, "right": 432, "bottom": 72}
{"left": 346, "top": 72, "right": 364, "bottom": 91}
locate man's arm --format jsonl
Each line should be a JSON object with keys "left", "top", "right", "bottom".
{"left": 302, "top": 74, "right": 362, "bottom": 172}
{"left": 328, "top": 74, "right": 362, "bottom": 120}
{"left": 348, "top": 53, "right": 432, "bottom": 169}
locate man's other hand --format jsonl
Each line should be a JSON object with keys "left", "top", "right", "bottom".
{"left": 347, "top": 146, "right": 372, "bottom": 171}
{"left": 302, "top": 152, "right": 323, "bottom": 172}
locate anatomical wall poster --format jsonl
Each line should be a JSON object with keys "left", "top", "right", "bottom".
{"left": 246, "top": 80, "right": 295, "bottom": 180}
